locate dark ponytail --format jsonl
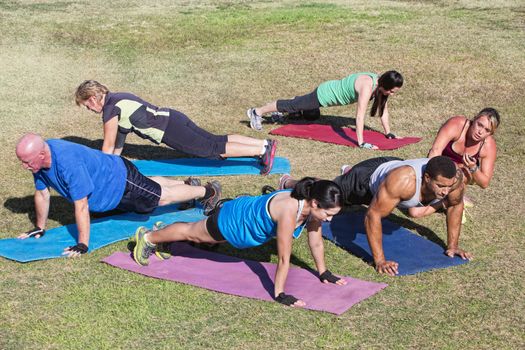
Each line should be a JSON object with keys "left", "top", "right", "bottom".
{"left": 370, "top": 70, "right": 403, "bottom": 117}
{"left": 291, "top": 177, "right": 342, "bottom": 209}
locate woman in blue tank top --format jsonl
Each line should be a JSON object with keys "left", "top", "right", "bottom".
{"left": 133, "top": 177, "right": 347, "bottom": 308}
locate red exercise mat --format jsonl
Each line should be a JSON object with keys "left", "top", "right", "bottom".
{"left": 270, "top": 124, "right": 421, "bottom": 150}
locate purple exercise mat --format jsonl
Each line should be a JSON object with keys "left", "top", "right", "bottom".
{"left": 103, "top": 243, "right": 387, "bottom": 315}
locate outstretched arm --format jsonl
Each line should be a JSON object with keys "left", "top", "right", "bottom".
{"left": 102, "top": 117, "right": 123, "bottom": 155}
{"left": 444, "top": 184, "right": 472, "bottom": 260}
{"left": 307, "top": 221, "right": 346, "bottom": 285}
{"left": 365, "top": 167, "right": 415, "bottom": 275}
{"left": 18, "top": 189, "right": 50, "bottom": 239}
{"left": 379, "top": 101, "right": 392, "bottom": 136}
{"left": 354, "top": 76, "right": 375, "bottom": 146}
{"left": 62, "top": 197, "right": 91, "bottom": 258}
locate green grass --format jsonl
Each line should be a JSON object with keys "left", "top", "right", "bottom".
{"left": 1, "top": 0, "right": 525, "bottom": 349}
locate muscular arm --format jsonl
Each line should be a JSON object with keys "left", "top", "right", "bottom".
{"left": 444, "top": 183, "right": 472, "bottom": 260}
{"left": 465, "top": 138, "right": 496, "bottom": 189}
{"left": 365, "top": 167, "right": 416, "bottom": 275}
{"left": 428, "top": 116, "right": 465, "bottom": 158}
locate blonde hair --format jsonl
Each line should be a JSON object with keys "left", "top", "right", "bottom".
{"left": 473, "top": 107, "right": 500, "bottom": 134}
{"left": 75, "top": 80, "right": 109, "bottom": 106}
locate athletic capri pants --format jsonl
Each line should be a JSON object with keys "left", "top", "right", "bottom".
{"left": 161, "top": 109, "right": 228, "bottom": 159}
{"left": 276, "top": 88, "right": 321, "bottom": 114}
{"left": 115, "top": 158, "right": 162, "bottom": 214}
{"left": 333, "top": 157, "right": 402, "bottom": 206}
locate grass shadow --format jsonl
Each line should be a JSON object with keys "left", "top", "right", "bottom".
{"left": 61, "top": 136, "right": 187, "bottom": 160}
{"left": 4, "top": 195, "right": 74, "bottom": 226}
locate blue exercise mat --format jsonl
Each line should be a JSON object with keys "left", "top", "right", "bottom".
{"left": 132, "top": 157, "right": 290, "bottom": 176}
{"left": 322, "top": 211, "right": 468, "bottom": 275}
{"left": 0, "top": 205, "right": 205, "bottom": 263}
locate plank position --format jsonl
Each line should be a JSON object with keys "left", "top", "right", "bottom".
{"left": 75, "top": 80, "right": 277, "bottom": 175}
{"left": 133, "top": 178, "right": 347, "bottom": 308}
{"left": 15, "top": 133, "right": 221, "bottom": 257}
{"left": 247, "top": 71, "right": 403, "bottom": 149}
{"left": 281, "top": 156, "right": 470, "bottom": 275}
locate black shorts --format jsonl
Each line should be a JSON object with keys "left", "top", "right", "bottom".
{"left": 115, "top": 158, "right": 162, "bottom": 214}
{"left": 205, "top": 208, "right": 225, "bottom": 241}
{"left": 276, "top": 88, "right": 321, "bottom": 114}
{"left": 333, "top": 157, "right": 402, "bottom": 206}
{"left": 161, "top": 109, "right": 228, "bottom": 159}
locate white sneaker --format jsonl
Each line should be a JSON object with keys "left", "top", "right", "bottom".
{"left": 247, "top": 108, "right": 263, "bottom": 131}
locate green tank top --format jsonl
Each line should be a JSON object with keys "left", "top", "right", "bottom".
{"left": 316, "top": 72, "right": 378, "bottom": 107}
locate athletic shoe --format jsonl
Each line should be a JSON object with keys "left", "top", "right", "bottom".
{"left": 153, "top": 221, "right": 172, "bottom": 261}
{"left": 247, "top": 108, "right": 263, "bottom": 131}
{"left": 200, "top": 181, "right": 222, "bottom": 216}
{"left": 179, "top": 177, "right": 202, "bottom": 210}
{"left": 133, "top": 226, "right": 155, "bottom": 266}
{"left": 340, "top": 165, "right": 352, "bottom": 175}
{"left": 260, "top": 140, "right": 277, "bottom": 175}
{"left": 278, "top": 174, "right": 292, "bottom": 190}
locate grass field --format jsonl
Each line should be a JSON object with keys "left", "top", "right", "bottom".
{"left": 1, "top": 0, "right": 524, "bottom": 349}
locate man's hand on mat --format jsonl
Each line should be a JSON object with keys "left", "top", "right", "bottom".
{"left": 62, "top": 243, "right": 88, "bottom": 258}
{"left": 375, "top": 260, "right": 399, "bottom": 276}
{"left": 445, "top": 247, "right": 473, "bottom": 260}
{"left": 319, "top": 270, "right": 347, "bottom": 285}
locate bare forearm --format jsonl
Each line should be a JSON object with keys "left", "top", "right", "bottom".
{"left": 34, "top": 190, "right": 50, "bottom": 229}
{"left": 308, "top": 237, "right": 327, "bottom": 274}
{"left": 365, "top": 212, "right": 385, "bottom": 263}
{"left": 380, "top": 113, "right": 391, "bottom": 135}
{"left": 274, "top": 258, "right": 290, "bottom": 297}
{"left": 446, "top": 203, "right": 464, "bottom": 249}
{"left": 74, "top": 201, "right": 91, "bottom": 246}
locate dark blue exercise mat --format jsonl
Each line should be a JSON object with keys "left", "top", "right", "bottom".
{"left": 132, "top": 157, "right": 291, "bottom": 176}
{"left": 0, "top": 205, "right": 205, "bottom": 263}
{"left": 322, "top": 211, "right": 469, "bottom": 275}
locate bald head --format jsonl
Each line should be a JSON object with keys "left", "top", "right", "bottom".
{"left": 16, "top": 133, "right": 49, "bottom": 173}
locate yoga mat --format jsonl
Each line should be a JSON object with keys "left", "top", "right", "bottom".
{"left": 0, "top": 206, "right": 205, "bottom": 263}
{"left": 322, "top": 211, "right": 468, "bottom": 275}
{"left": 132, "top": 157, "right": 291, "bottom": 176}
{"left": 103, "top": 243, "right": 387, "bottom": 315}
{"left": 270, "top": 124, "right": 421, "bottom": 150}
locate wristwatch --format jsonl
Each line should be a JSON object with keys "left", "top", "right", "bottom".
{"left": 468, "top": 165, "right": 479, "bottom": 174}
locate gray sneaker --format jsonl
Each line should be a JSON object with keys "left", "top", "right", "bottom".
{"left": 200, "top": 181, "right": 222, "bottom": 216}
{"left": 247, "top": 108, "right": 263, "bottom": 131}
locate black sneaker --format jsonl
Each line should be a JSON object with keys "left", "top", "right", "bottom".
{"left": 260, "top": 140, "right": 277, "bottom": 175}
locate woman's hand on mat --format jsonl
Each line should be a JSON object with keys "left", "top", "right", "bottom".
{"left": 319, "top": 270, "right": 347, "bottom": 285}
{"left": 275, "top": 292, "right": 306, "bottom": 308}
{"left": 375, "top": 260, "right": 399, "bottom": 276}
{"left": 445, "top": 247, "right": 473, "bottom": 260}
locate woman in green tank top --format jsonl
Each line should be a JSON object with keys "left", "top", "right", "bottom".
{"left": 247, "top": 70, "right": 403, "bottom": 149}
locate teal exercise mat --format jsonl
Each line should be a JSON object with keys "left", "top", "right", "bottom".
{"left": 322, "top": 211, "right": 469, "bottom": 275}
{"left": 132, "top": 157, "right": 290, "bottom": 176}
{"left": 0, "top": 206, "right": 205, "bottom": 263}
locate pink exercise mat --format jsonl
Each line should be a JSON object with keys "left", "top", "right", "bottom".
{"left": 270, "top": 124, "right": 421, "bottom": 150}
{"left": 103, "top": 242, "right": 387, "bottom": 315}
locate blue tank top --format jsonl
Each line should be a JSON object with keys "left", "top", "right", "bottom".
{"left": 218, "top": 190, "right": 308, "bottom": 249}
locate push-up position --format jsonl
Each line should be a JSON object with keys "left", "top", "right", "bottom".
{"left": 15, "top": 133, "right": 221, "bottom": 257}
{"left": 133, "top": 177, "right": 347, "bottom": 307}
{"left": 75, "top": 80, "right": 277, "bottom": 175}
{"left": 281, "top": 156, "right": 470, "bottom": 275}
{"left": 247, "top": 70, "right": 403, "bottom": 149}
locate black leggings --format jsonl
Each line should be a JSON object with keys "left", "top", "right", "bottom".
{"left": 276, "top": 88, "right": 321, "bottom": 114}
{"left": 161, "top": 109, "right": 228, "bottom": 159}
